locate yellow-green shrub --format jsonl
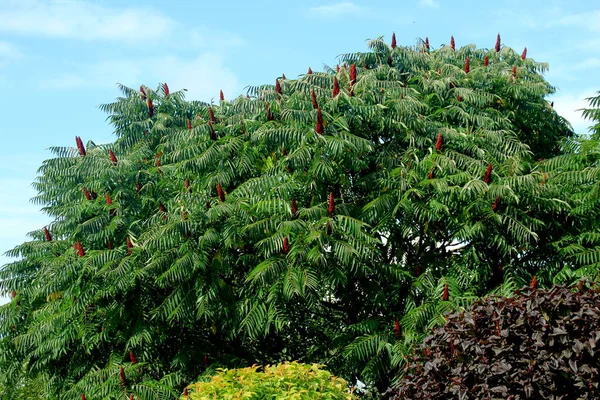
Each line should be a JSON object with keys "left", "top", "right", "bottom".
{"left": 183, "top": 362, "right": 356, "bottom": 400}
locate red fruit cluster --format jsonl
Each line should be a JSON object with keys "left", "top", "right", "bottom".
{"left": 316, "top": 108, "right": 324, "bottom": 134}
{"left": 109, "top": 149, "right": 118, "bottom": 165}
{"left": 391, "top": 32, "right": 397, "bottom": 49}
{"left": 512, "top": 65, "right": 517, "bottom": 78}
{"left": 104, "top": 193, "right": 112, "bottom": 205}
{"left": 216, "top": 183, "right": 225, "bottom": 202}
{"left": 394, "top": 318, "right": 401, "bottom": 338}
{"left": 492, "top": 196, "right": 500, "bottom": 212}
{"left": 530, "top": 275, "right": 537, "bottom": 290}
{"left": 484, "top": 55, "right": 489, "bottom": 67}
{"left": 130, "top": 351, "right": 137, "bottom": 364}
{"left": 450, "top": 36, "right": 455, "bottom": 50}
{"left": 155, "top": 153, "right": 162, "bottom": 167}
{"left": 521, "top": 47, "right": 527, "bottom": 60}
{"left": 187, "top": 119, "right": 192, "bottom": 130}
{"left": 275, "top": 79, "right": 282, "bottom": 95}
{"left": 332, "top": 77, "right": 340, "bottom": 97}
{"left": 126, "top": 237, "right": 133, "bottom": 255}
{"left": 484, "top": 164, "right": 493, "bottom": 184}
{"left": 163, "top": 83, "right": 170, "bottom": 96}
{"left": 442, "top": 283, "right": 449, "bottom": 301}
{"left": 328, "top": 192, "right": 335, "bottom": 216}
{"left": 75, "top": 136, "right": 86, "bottom": 156}
{"left": 147, "top": 98, "right": 154, "bottom": 118}
{"left": 139, "top": 86, "right": 146, "bottom": 100}
{"left": 120, "top": 366, "right": 126, "bottom": 387}
{"left": 311, "top": 90, "right": 319, "bottom": 109}
{"left": 435, "top": 133, "right": 443, "bottom": 151}
{"left": 291, "top": 198, "right": 298, "bottom": 216}
{"left": 424, "top": 37, "right": 430, "bottom": 50}
{"left": 464, "top": 57, "right": 470, "bottom": 74}
{"left": 266, "top": 103, "right": 274, "bottom": 121}
{"left": 495, "top": 33, "right": 501, "bottom": 52}
{"left": 74, "top": 241, "right": 85, "bottom": 257}
{"left": 82, "top": 187, "right": 92, "bottom": 201}
{"left": 349, "top": 63, "right": 357, "bottom": 86}
{"left": 307, "top": 67, "right": 313, "bottom": 75}
{"left": 209, "top": 107, "right": 216, "bottom": 124}
{"left": 219, "top": 90, "right": 224, "bottom": 101}
{"left": 283, "top": 237, "right": 290, "bottom": 254}
{"left": 43, "top": 226, "right": 52, "bottom": 242}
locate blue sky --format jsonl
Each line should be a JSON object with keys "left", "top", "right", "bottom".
{"left": 0, "top": 0, "right": 599, "bottom": 303}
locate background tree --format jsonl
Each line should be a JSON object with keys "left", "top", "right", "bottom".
{"left": 0, "top": 35, "right": 595, "bottom": 398}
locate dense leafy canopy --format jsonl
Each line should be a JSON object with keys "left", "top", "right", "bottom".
{"left": 0, "top": 34, "right": 598, "bottom": 398}
{"left": 392, "top": 282, "right": 600, "bottom": 399}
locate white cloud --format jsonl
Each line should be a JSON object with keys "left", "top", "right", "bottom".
{"left": 549, "top": 91, "right": 597, "bottom": 135}
{"left": 40, "top": 53, "right": 239, "bottom": 102}
{"left": 0, "top": 0, "right": 176, "bottom": 44}
{"left": 310, "top": 2, "right": 363, "bottom": 17}
{"left": 572, "top": 57, "right": 600, "bottom": 71}
{"left": 555, "top": 10, "right": 600, "bottom": 32}
{"left": 419, "top": 0, "right": 440, "bottom": 8}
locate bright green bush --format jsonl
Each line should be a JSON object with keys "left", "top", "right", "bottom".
{"left": 183, "top": 362, "right": 356, "bottom": 399}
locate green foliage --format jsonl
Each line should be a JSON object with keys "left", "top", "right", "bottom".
{"left": 392, "top": 282, "right": 600, "bottom": 399}
{"left": 0, "top": 34, "right": 597, "bottom": 398}
{"left": 184, "top": 362, "right": 355, "bottom": 399}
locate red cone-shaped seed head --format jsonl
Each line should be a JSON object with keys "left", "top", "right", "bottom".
{"left": 184, "top": 388, "right": 189, "bottom": 396}
{"left": 336, "top": 64, "right": 340, "bottom": 72}
{"left": 530, "top": 275, "right": 537, "bottom": 289}
{"left": 349, "top": 64, "right": 357, "bottom": 85}
{"left": 120, "top": 366, "right": 126, "bottom": 385}
{"left": 283, "top": 237, "right": 289, "bottom": 254}
{"left": 429, "top": 168, "right": 435, "bottom": 179}
{"left": 104, "top": 193, "right": 112, "bottom": 205}
{"left": 484, "top": 163, "right": 493, "bottom": 184}
{"left": 291, "top": 198, "right": 298, "bottom": 215}
{"left": 130, "top": 351, "right": 137, "bottom": 364}
{"left": 81, "top": 394, "right": 87, "bottom": 400}
{"left": 208, "top": 107, "right": 216, "bottom": 123}
{"left": 163, "top": 83, "right": 169, "bottom": 96}
{"left": 219, "top": 90, "right": 224, "bottom": 101}
{"left": 391, "top": 32, "right": 397, "bottom": 49}
{"left": 147, "top": 98, "right": 154, "bottom": 117}
{"left": 492, "top": 196, "right": 500, "bottom": 211}
{"left": 307, "top": 67, "right": 313, "bottom": 75}
{"left": 155, "top": 153, "right": 162, "bottom": 167}
{"left": 216, "top": 183, "right": 225, "bottom": 202}
{"left": 464, "top": 57, "right": 470, "bottom": 74}
{"left": 394, "top": 318, "right": 401, "bottom": 338}
{"left": 315, "top": 108, "right": 324, "bottom": 134}
{"left": 512, "top": 65, "right": 517, "bottom": 77}
{"left": 82, "top": 187, "right": 92, "bottom": 201}
{"left": 275, "top": 79, "right": 282, "bottom": 95}
{"left": 266, "top": 103, "right": 274, "bottom": 121}
{"left": 457, "top": 95, "right": 463, "bottom": 102}
{"left": 185, "top": 179, "right": 190, "bottom": 190}
{"left": 109, "top": 149, "right": 117, "bottom": 165}
{"left": 43, "top": 226, "right": 52, "bottom": 242}
{"left": 328, "top": 192, "right": 334, "bottom": 215}
{"left": 139, "top": 86, "right": 146, "bottom": 100}
{"left": 435, "top": 133, "right": 443, "bottom": 151}
{"left": 450, "top": 36, "right": 455, "bottom": 50}
{"left": 442, "top": 283, "right": 449, "bottom": 301}
{"left": 75, "top": 136, "right": 86, "bottom": 156}
{"left": 484, "top": 55, "right": 489, "bottom": 67}
{"left": 332, "top": 77, "right": 340, "bottom": 97}
{"left": 208, "top": 122, "right": 216, "bottom": 140}
{"left": 74, "top": 241, "right": 85, "bottom": 257}
{"left": 425, "top": 37, "right": 430, "bottom": 50}
{"left": 521, "top": 47, "right": 527, "bottom": 60}
{"left": 495, "top": 33, "right": 501, "bottom": 52}
{"left": 126, "top": 237, "right": 132, "bottom": 255}
{"left": 311, "top": 90, "right": 319, "bottom": 109}
{"left": 187, "top": 119, "right": 192, "bottom": 130}
{"left": 130, "top": 395, "right": 134, "bottom": 400}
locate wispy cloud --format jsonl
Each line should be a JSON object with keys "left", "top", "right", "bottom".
{"left": 0, "top": 41, "right": 22, "bottom": 60}
{"left": 0, "top": 0, "right": 176, "bottom": 44}
{"left": 309, "top": 2, "right": 363, "bottom": 17}
{"left": 419, "top": 0, "right": 440, "bottom": 8}
{"left": 40, "top": 53, "right": 239, "bottom": 102}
